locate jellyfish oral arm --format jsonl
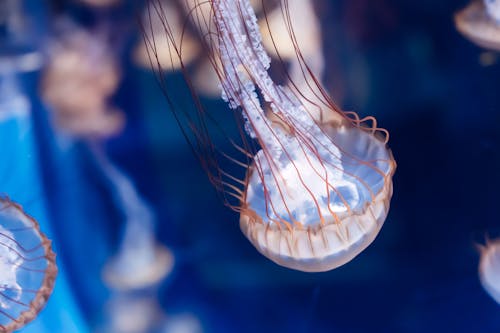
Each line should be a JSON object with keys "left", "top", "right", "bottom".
{"left": 216, "top": 0, "right": 321, "bottom": 142}
{"left": 214, "top": 0, "right": 358, "bottom": 223}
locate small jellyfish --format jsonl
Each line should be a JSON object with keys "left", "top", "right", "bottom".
{"left": 455, "top": 0, "right": 500, "bottom": 50}
{"left": 478, "top": 238, "right": 500, "bottom": 304}
{"left": 41, "top": 20, "right": 124, "bottom": 139}
{"left": 146, "top": 0, "right": 396, "bottom": 272}
{"left": 0, "top": 196, "right": 57, "bottom": 332}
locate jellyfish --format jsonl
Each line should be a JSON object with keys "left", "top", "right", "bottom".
{"left": 455, "top": 0, "right": 500, "bottom": 51}
{"left": 0, "top": 197, "right": 57, "bottom": 332}
{"left": 478, "top": 238, "right": 500, "bottom": 304}
{"left": 145, "top": 0, "right": 396, "bottom": 272}
{"left": 41, "top": 20, "right": 125, "bottom": 139}
{"left": 98, "top": 143, "right": 174, "bottom": 291}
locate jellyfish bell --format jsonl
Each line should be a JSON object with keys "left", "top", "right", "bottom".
{"left": 146, "top": 0, "right": 395, "bottom": 272}
{"left": 0, "top": 196, "right": 57, "bottom": 332}
{"left": 241, "top": 118, "right": 394, "bottom": 272}
{"left": 478, "top": 238, "right": 500, "bottom": 304}
{"left": 455, "top": 0, "right": 500, "bottom": 51}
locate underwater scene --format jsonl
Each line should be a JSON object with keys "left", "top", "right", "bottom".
{"left": 0, "top": 0, "right": 499, "bottom": 332}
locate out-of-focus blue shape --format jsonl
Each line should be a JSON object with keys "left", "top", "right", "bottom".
{"left": 0, "top": 71, "right": 90, "bottom": 333}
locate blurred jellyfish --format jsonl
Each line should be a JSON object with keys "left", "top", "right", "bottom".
{"left": 162, "top": 313, "right": 203, "bottom": 333}
{"left": 99, "top": 143, "right": 174, "bottom": 290}
{"left": 259, "top": 0, "right": 323, "bottom": 78}
{"left": 145, "top": 0, "right": 396, "bottom": 272}
{"left": 258, "top": 0, "right": 330, "bottom": 120}
{"left": 134, "top": 0, "right": 201, "bottom": 71}
{"left": 0, "top": 197, "right": 57, "bottom": 332}
{"left": 75, "top": 0, "right": 123, "bottom": 9}
{"left": 41, "top": 21, "right": 125, "bottom": 139}
{"left": 478, "top": 238, "right": 500, "bottom": 304}
{"left": 94, "top": 138, "right": 173, "bottom": 333}
{"left": 455, "top": 0, "right": 500, "bottom": 51}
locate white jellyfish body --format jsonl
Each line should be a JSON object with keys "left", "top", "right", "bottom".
{"left": 479, "top": 239, "right": 500, "bottom": 304}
